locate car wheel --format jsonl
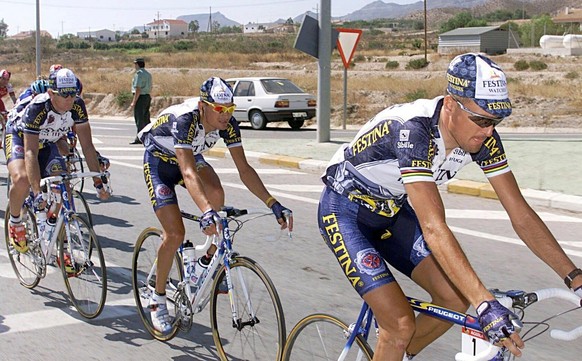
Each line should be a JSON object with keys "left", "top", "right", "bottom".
{"left": 288, "top": 119, "right": 305, "bottom": 130}
{"left": 249, "top": 110, "right": 267, "bottom": 130}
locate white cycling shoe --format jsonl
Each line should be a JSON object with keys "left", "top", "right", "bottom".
{"left": 149, "top": 295, "right": 172, "bottom": 334}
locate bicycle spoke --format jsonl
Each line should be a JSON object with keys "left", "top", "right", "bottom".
{"left": 211, "top": 256, "right": 285, "bottom": 361}
{"left": 132, "top": 228, "right": 182, "bottom": 341}
{"left": 61, "top": 215, "right": 107, "bottom": 319}
{"left": 283, "top": 314, "right": 373, "bottom": 361}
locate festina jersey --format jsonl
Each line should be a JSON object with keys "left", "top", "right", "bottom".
{"left": 322, "top": 97, "right": 510, "bottom": 217}
{"left": 141, "top": 101, "right": 242, "bottom": 163}
{"left": 18, "top": 93, "right": 89, "bottom": 144}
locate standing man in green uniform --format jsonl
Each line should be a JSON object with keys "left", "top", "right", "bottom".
{"left": 130, "top": 57, "right": 152, "bottom": 144}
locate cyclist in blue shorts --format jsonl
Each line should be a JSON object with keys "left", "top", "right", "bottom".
{"left": 317, "top": 53, "right": 582, "bottom": 361}
{"left": 5, "top": 68, "right": 110, "bottom": 254}
{"left": 139, "top": 76, "right": 293, "bottom": 333}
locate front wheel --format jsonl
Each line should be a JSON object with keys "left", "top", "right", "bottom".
{"left": 60, "top": 214, "right": 106, "bottom": 319}
{"left": 4, "top": 204, "right": 43, "bottom": 289}
{"left": 132, "top": 227, "right": 183, "bottom": 341}
{"left": 282, "top": 314, "right": 374, "bottom": 361}
{"left": 249, "top": 110, "right": 268, "bottom": 130}
{"left": 210, "top": 256, "right": 286, "bottom": 361}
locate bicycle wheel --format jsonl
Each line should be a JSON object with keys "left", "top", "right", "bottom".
{"left": 68, "top": 148, "right": 84, "bottom": 193}
{"left": 59, "top": 214, "right": 107, "bottom": 319}
{"left": 210, "top": 256, "right": 286, "bottom": 361}
{"left": 283, "top": 314, "right": 374, "bottom": 361}
{"left": 4, "top": 204, "right": 43, "bottom": 289}
{"left": 132, "top": 227, "right": 183, "bottom": 341}
{"left": 71, "top": 189, "right": 93, "bottom": 226}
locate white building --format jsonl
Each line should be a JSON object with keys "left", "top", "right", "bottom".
{"left": 146, "top": 19, "right": 188, "bottom": 39}
{"left": 77, "top": 29, "right": 116, "bottom": 42}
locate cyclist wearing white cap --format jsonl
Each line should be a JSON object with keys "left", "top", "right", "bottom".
{"left": 6, "top": 68, "right": 110, "bottom": 255}
{"left": 318, "top": 53, "right": 582, "bottom": 361}
{"left": 139, "top": 76, "right": 294, "bottom": 333}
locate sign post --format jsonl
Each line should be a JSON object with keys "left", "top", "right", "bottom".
{"left": 336, "top": 28, "right": 362, "bottom": 129}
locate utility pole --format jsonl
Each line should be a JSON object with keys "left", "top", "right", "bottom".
{"left": 156, "top": 11, "right": 160, "bottom": 41}
{"left": 424, "top": 0, "right": 428, "bottom": 62}
{"left": 35, "top": 0, "right": 41, "bottom": 77}
{"left": 208, "top": 7, "right": 212, "bottom": 32}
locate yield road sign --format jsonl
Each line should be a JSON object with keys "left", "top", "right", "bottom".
{"left": 336, "top": 28, "right": 363, "bottom": 68}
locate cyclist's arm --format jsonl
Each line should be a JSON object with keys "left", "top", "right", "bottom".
{"left": 75, "top": 122, "right": 101, "bottom": 176}
{"left": 489, "top": 171, "right": 582, "bottom": 290}
{"left": 405, "top": 181, "right": 494, "bottom": 307}
{"left": 23, "top": 133, "right": 43, "bottom": 194}
{"left": 175, "top": 148, "right": 213, "bottom": 213}
{"left": 228, "top": 145, "right": 273, "bottom": 204}
{"left": 9, "top": 91, "right": 16, "bottom": 104}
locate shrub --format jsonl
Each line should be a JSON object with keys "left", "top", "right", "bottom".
{"left": 385, "top": 60, "right": 399, "bottom": 69}
{"left": 115, "top": 91, "right": 133, "bottom": 107}
{"left": 529, "top": 60, "right": 547, "bottom": 71}
{"left": 513, "top": 60, "right": 529, "bottom": 71}
{"left": 353, "top": 54, "right": 366, "bottom": 62}
{"left": 404, "top": 89, "right": 428, "bottom": 102}
{"left": 565, "top": 71, "right": 579, "bottom": 79}
{"left": 405, "top": 58, "right": 429, "bottom": 70}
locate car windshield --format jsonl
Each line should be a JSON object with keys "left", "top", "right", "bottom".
{"left": 260, "top": 79, "right": 304, "bottom": 94}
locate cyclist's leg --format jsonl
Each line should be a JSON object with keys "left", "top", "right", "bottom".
{"left": 6, "top": 133, "right": 30, "bottom": 252}
{"left": 318, "top": 187, "right": 416, "bottom": 361}
{"left": 379, "top": 202, "right": 470, "bottom": 358}
{"left": 154, "top": 204, "right": 185, "bottom": 295}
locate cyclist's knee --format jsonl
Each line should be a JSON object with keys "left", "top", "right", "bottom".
{"left": 377, "top": 316, "right": 416, "bottom": 352}
{"left": 10, "top": 170, "right": 29, "bottom": 189}
{"left": 162, "top": 229, "right": 185, "bottom": 246}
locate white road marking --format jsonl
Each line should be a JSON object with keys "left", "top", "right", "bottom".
{"left": 446, "top": 209, "right": 582, "bottom": 223}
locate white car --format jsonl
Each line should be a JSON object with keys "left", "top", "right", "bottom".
{"left": 226, "top": 77, "right": 316, "bottom": 130}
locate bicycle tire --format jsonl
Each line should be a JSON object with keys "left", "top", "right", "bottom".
{"left": 210, "top": 256, "right": 286, "bottom": 361}
{"left": 282, "top": 313, "right": 374, "bottom": 361}
{"left": 71, "top": 189, "right": 93, "bottom": 226}
{"left": 131, "top": 227, "right": 183, "bottom": 341}
{"left": 68, "top": 148, "right": 85, "bottom": 193}
{"left": 60, "top": 214, "right": 107, "bottom": 319}
{"left": 4, "top": 204, "right": 43, "bottom": 289}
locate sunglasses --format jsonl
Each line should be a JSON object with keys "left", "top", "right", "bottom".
{"left": 56, "top": 90, "right": 77, "bottom": 98}
{"left": 202, "top": 100, "right": 236, "bottom": 114}
{"left": 449, "top": 95, "right": 504, "bottom": 128}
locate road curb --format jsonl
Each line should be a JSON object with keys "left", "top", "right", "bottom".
{"left": 207, "top": 147, "right": 582, "bottom": 214}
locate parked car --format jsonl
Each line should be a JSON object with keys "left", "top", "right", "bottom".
{"left": 225, "top": 77, "right": 316, "bottom": 130}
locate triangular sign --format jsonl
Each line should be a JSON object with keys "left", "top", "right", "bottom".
{"left": 336, "top": 28, "right": 362, "bottom": 69}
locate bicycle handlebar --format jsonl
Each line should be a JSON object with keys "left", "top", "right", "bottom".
{"left": 456, "top": 288, "right": 582, "bottom": 361}
{"left": 40, "top": 171, "right": 109, "bottom": 187}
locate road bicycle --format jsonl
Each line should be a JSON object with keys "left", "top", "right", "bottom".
{"left": 132, "top": 206, "right": 288, "bottom": 361}
{"left": 4, "top": 171, "right": 110, "bottom": 319}
{"left": 282, "top": 287, "right": 582, "bottom": 361}
{"left": 64, "top": 129, "right": 85, "bottom": 193}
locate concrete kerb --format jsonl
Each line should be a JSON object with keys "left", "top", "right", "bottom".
{"left": 207, "top": 147, "right": 582, "bottom": 214}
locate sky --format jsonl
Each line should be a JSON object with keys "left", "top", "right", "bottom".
{"left": 0, "top": 0, "right": 416, "bottom": 38}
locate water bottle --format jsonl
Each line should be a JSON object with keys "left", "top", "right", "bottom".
{"left": 36, "top": 210, "right": 48, "bottom": 240}
{"left": 182, "top": 240, "right": 196, "bottom": 285}
{"left": 191, "top": 254, "right": 211, "bottom": 287}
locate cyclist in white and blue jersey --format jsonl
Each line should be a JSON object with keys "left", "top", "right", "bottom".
{"left": 5, "top": 68, "right": 109, "bottom": 255}
{"left": 140, "top": 76, "right": 293, "bottom": 333}
{"left": 318, "top": 53, "right": 582, "bottom": 361}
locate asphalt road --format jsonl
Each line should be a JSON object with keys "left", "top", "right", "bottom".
{"left": 0, "top": 117, "right": 581, "bottom": 360}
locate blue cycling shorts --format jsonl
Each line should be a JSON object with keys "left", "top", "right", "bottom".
{"left": 318, "top": 186, "right": 431, "bottom": 297}
{"left": 143, "top": 150, "right": 210, "bottom": 211}
{"left": 5, "top": 126, "right": 65, "bottom": 177}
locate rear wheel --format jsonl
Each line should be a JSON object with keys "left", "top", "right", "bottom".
{"left": 132, "top": 227, "right": 183, "bottom": 341}
{"left": 67, "top": 148, "right": 85, "bottom": 193}
{"left": 249, "top": 110, "right": 268, "bottom": 130}
{"left": 288, "top": 119, "right": 305, "bottom": 130}
{"left": 72, "top": 190, "right": 93, "bottom": 226}
{"left": 4, "top": 204, "right": 43, "bottom": 289}
{"left": 60, "top": 214, "right": 106, "bottom": 319}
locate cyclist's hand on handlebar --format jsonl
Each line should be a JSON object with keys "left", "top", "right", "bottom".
{"left": 96, "top": 151, "right": 110, "bottom": 171}
{"left": 200, "top": 209, "right": 220, "bottom": 236}
{"left": 477, "top": 299, "right": 524, "bottom": 357}
{"left": 270, "top": 201, "right": 293, "bottom": 232}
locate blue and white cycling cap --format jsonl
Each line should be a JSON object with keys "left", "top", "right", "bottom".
{"left": 50, "top": 68, "right": 78, "bottom": 95}
{"left": 446, "top": 53, "right": 512, "bottom": 119}
{"left": 200, "top": 77, "right": 234, "bottom": 104}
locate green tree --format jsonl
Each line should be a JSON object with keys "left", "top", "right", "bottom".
{"left": 189, "top": 20, "right": 199, "bottom": 33}
{"left": 439, "top": 12, "right": 474, "bottom": 33}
